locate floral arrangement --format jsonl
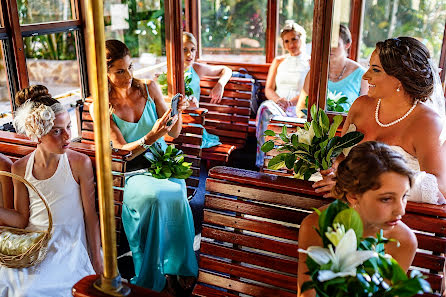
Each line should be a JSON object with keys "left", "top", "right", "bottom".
{"left": 143, "top": 142, "right": 193, "bottom": 179}
{"left": 326, "top": 90, "right": 350, "bottom": 113}
{"left": 261, "top": 105, "right": 363, "bottom": 180}
{"left": 13, "top": 101, "right": 63, "bottom": 141}
{"left": 299, "top": 200, "right": 432, "bottom": 297}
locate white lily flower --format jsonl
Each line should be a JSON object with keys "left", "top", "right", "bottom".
{"left": 327, "top": 90, "right": 345, "bottom": 102}
{"left": 296, "top": 124, "right": 315, "bottom": 145}
{"left": 298, "top": 229, "right": 377, "bottom": 282}
{"left": 325, "top": 223, "right": 346, "bottom": 247}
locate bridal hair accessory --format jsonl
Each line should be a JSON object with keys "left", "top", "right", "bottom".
{"left": 0, "top": 171, "right": 52, "bottom": 268}
{"left": 13, "top": 100, "right": 64, "bottom": 141}
{"left": 375, "top": 98, "right": 418, "bottom": 128}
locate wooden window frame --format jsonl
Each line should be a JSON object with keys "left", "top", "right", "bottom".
{"left": 0, "top": 0, "right": 86, "bottom": 112}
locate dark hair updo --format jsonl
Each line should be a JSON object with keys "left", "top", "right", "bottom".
{"left": 332, "top": 141, "right": 415, "bottom": 200}
{"left": 14, "top": 84, "right": 58, "bottom": 107}
{"left": 376, "top": 37, "right": 433, "bottom": 102}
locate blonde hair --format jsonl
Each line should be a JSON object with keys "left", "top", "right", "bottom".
{"left": 280, "top": 22, "right": 306, "bottom": 43}
{"left": 183, "top": 32, "right": 197, "bottom": 47}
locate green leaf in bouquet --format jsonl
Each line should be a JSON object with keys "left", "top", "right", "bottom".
{"left": 304, "top": 121, "right": 311, "bottom": 131}
{"left": 318, "top": 200, "right": 350, "bottom": 247}
{"left": 318, "top": 108, "right": 330, "bottom": 134}
{"left": 312, "top": 120, "right": 323, "bottom": 138}
{"left": 279, "top": 133, "right": 290, "bottom": 143}
{"left": 185, "top": 86, "right": 194, "bottom": 97}
{"left": 293, "top": 159, "right": 304, "bottom": 174}
{"left": 144, "top": 151, "right": 156, "bottom": 163}
{"left": 284, "top": 153, "right": 296, "bottom": 169}
{"left": 267, "top": 154, "right": 287, "bottom": 170}
{"left": 261, "top": 140, "right": 275, "bottom": 152}
{"left": 338, "top": 131, "right": 364, "bottom": 150}
{"left": 329, "top": 115, "right": 343, "bottom": 139}
{"left": 174, "top": 155, "right": 185, "bottom": 163}
{"left": 303, "top": 167, "right": 317, "bottom": 180}
{"left": 335, "top": 105, "right": 346, "bottom": 112}
{"left": 264, "top": 130, "right": 276, "bottom": 137}
{"left": 333, "top": 208, "right": 363, "bottom": 243}
{"left": 384, "top": 277, "right": 432, "bottom": 297}
{"left": 310, "top": 104, "right": 318, "bottom": 121}
{"left": 165, "top": 145, "right": 173, "bottom": 155}
{"left": 161, "top": 167, "right": 172, "bottom": 178}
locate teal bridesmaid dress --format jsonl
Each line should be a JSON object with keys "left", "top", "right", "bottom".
{"left": 186, "top": 66, "right": 222, "bottom": 149}
{"left": 112, "top": 87, "right": 198, "bottom": 292}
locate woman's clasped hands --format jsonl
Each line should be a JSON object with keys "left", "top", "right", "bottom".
{"left": 312, "top": 167, "right": 336, "bottom": 198}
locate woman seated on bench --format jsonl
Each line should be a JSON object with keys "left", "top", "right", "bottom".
{"left": 314, "top": 37, "right": 446, "bottom": 205}
{"left": 183, "top": 31, "right": 232, "bottom": 148}
{"left": 296, "top": 24, "right": 368, "bottom": 117}
{"left": 256, "top": 22, "right": 310, "bottom": 167}
{"left": 0, "top": 85, "right": 102, "bottom": 297}
{"left": 298, "top": 141, "right": 417, "bottom": 297}
{"left": 105, "top": 40, "right": 197, "bottom": 294}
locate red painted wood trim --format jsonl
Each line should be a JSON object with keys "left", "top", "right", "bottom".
{"left": 265, "top": 0, "right": 278, "bottom": 63}
{"left": 439, "top": 22, "right": 446, "bottom": 83}
{"left": 349, "top": 0, "right": 364, "bottom": 61}
{"left": 20, "top": 20, "right": 81, "bottom": 34}
{"left": 164, "top": 0, "right": 185, "bottom": 97}
{"left": 308, "top": 0, "right": 333, "bottom": 115}
{"left": 184, "top": 0, "right": 201, "bottom": 59}
{"left": 5, "top": 0, "right": 28, "bottom": 89}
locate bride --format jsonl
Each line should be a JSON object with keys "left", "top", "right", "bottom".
{"left": 314, "top": 37, "right": 446, "bottom": 205}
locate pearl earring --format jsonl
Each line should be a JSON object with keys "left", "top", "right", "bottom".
{"left": 396, "top": 87, "right": 400, "bottom": 92}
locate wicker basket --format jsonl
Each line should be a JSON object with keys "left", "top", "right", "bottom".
{"left": 0, "top": 170, "right": 52, "bottom": 268}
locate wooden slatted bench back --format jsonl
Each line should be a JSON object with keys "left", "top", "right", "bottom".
{"left": 199, "top": 77, "right": 253, "bottom": 163}
{"left": 0, "top": 130, "right": 131, "bottom": 249}
{"left": 79, "top": 98, "right": 205, "bottom": 200}
{"left": 193, "top": 166, "right": 445, "bottom": 297}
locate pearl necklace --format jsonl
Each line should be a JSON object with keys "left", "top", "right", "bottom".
{"left": 375, "top": 98, "right": 418, "bottom": 128}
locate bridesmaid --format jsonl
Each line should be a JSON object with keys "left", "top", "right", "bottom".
{"left": 105, "top": 39, "right": 197, "bottom": 294}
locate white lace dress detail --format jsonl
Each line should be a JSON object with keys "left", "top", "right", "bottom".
{"left": 0, "top": 151, "right": 94, "bottom": 297}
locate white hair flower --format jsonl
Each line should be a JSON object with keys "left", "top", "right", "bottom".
{"left": 13, "top": 100, "right": 63, "bottom": 141}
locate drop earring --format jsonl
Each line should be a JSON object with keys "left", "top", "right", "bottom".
{"left": 396, "top": 87, "right": 400, "bottom": 92}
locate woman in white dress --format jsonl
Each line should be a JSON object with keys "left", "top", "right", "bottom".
{"left": 0, "top": 85, "right": 102, "bottom": 297}
{"left": 313, "top": 37, "right": 446, "bottom": 205}
{"left": 256, "top": 22, "right": 310, "bottom": 167}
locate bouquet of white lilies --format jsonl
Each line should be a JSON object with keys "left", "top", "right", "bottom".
{"left": 261, "top": 105, "right": 364, "bottom": 180}
{"left": 299, "top": 200, "right": 432, "bottom": 297}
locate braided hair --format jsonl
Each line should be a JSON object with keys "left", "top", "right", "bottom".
{"left": 376, "top": 37, "right": 434, "bottom": 102}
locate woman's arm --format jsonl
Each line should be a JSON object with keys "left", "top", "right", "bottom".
{"left": 148, "top": 80, "right": 183, "bottom": 138}
{"left": 0, "top": 154, "right": 13, "bottom": 209}
{"left": 386, "top": 224, "right": 417, "bottom": 272}
{"left": 298, "top": 212, "right": 322, "bottom": 297}
{"left": 194, "top": 63, "right": 232, "bottom": 103}
{"left": 412, "top": 112, "right": 446, "bottom": 198}
{"left": 0, "top": 157, "right": 30, "bottom": 228}
{"left": 71, "top": 151, "right": 103, "bottom": 274}
{"left": 295, "top": 72, "right": 310, "bottom": 118}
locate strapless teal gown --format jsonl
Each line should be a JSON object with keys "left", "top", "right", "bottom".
{"left": 186, "top": 66, "right": 222, "bottom": 149}
{"left": 112, "top": 92, "right": 198, "bottom": 292}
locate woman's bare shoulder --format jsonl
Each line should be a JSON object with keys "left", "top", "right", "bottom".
{"left": 0, "top": 153, "right": 12, "bottom": 170}
{"left": 11, "top": 154, "right": 31, "bottom": 176}
{"left": 66, "top": 150, "right": 92, "bottom": 173}
{"left": 386, "top": 221, "right": 417, "bottom": 250}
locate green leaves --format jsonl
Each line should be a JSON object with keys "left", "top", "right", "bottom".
{"left": 333, "top": 208, "right": 363, "bottom": 243}
{"left": 144, "top": 143, "right": 193, "bottom": 179}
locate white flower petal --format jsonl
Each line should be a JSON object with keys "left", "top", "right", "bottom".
{"left": 335, "top": 229, "right": 357, "bottom": 259}
{"left": 298, "top": 246, "right": 331, "bottom": 265}
{"left": 317, "top": 269, "right": 356, "bottom": 282}
{"left": 341, "top": 251, "right": 377, "bottom": 272}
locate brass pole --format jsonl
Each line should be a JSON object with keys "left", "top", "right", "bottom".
{"left": 84, "top": 0, "right": 130, "bottom": 295}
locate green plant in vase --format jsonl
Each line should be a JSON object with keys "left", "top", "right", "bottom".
{"left": 261, "top": 105, "right": 364, "bottom": 180}
{"left": 156, "top": 72, "right": 194, "bottom": 97}
{"left": 326, "top": 90, "right": 350, "bottom": 113}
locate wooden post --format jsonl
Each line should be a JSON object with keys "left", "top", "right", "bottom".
{"left": 266, "top": 0, "right": 278, "bottom": 63}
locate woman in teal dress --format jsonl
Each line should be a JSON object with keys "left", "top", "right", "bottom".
{"left": 183, "top": 32, "right": 233, "bottom": 148}
{"left": 105, "top": 39, "right": 197, "bottom": 294}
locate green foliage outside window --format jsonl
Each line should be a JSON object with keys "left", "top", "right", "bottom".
{"left": 361, "top": 0, "right": 446, "bottom": 62}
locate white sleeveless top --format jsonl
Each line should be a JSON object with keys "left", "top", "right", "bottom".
{"left": 275, "top": 54, "right": 310, "bottom": 101}
{"left": 0, "top": 151, "right": 95, "bottom": 297}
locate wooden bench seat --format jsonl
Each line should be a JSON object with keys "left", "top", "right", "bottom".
{"left": 79, "top": 99, "right": 205, "bottom": 201}
{"left": 0, "top": 130, "right": 131, "bottom": 249}
{"left": 193, "top": 166, "right": 445, "bottom": 297}
{"left": 199, "top": 77, "right": 253, "bottom": 164}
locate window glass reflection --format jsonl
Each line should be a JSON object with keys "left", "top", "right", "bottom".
{"left": 201, "top": 0, "right": 267, "bottom": 63}
{"left": 17, "top": 0, "right": 74, "bottom": 24}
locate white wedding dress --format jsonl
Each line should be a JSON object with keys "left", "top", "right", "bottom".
{"left": 0, "top": 151, "right": 95, "bottom": 297}
{"left": 343, "top": 124, "right": 446, "bottom": 205}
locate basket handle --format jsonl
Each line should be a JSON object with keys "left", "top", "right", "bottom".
{"left": 0, "top": 170, "right": 52, "bottom": 235}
